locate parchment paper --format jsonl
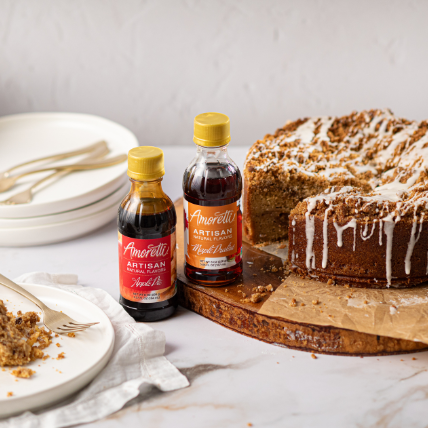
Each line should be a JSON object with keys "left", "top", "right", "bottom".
{"left": 258, "top": 242, "right": 428, "bottom": 344}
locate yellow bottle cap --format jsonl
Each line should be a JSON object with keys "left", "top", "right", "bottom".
{"left": 193, "top": 112, "right": 231, "bottom": 147}
{"left": 127, "top": 146, "right": 165, "bottom": 181}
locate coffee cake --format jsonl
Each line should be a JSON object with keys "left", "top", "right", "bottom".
{"left": 244, "top": 109, "right": 428, "bottom": 288}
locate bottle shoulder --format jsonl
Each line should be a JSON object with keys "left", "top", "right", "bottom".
{"left": 182, "top": 151, "right": 242, "bottom": 203}
{"left": 118, "top": 193, "right": 176, "bottom": 238}
{"left": 119, "top": 191, "right": 175, "bottom": 213}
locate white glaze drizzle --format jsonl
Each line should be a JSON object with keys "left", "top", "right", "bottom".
{"left": 292, "top": 219, "right": 296, "bottom": 245}
{"left": 383, "top": 214, "right": 395, "bottom": 287}
{"left": 360, "top": 220, "right": 377, "bottom": 241}
{"left": 333, "top": 219, "right": 357, "bottom": 250}
{"left": 405, "top": 214, "right": 424, "bottom": 275}
{"left": 322, "top": 207, "right": 332, "bottom": 268}
{"left": 305, "top": 212, "right": 316, "bottom": 270}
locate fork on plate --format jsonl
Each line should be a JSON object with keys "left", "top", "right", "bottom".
{"left": 0, "top": 274, "right": 98, "bottom": 334}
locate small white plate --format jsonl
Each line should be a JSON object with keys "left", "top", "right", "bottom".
{"left": 0, "top": 197, "right": 121, "bottom": 247}
{"left": 0, "top": 283, "right": 115, "bottom": 418}
{"left": 0, "top": 113, "right": 137, "bottom": 218}
{"left": 0, "top": 181, "right": 129, "bottom": 228}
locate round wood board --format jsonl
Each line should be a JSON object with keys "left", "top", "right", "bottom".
{"left": 175, "top": 199, "right": 428, "bottom": 356}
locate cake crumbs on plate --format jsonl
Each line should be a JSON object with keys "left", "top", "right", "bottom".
{"left": 56, "top": 352, "right": 65, "bottom": 360}
{"left": 6, "top": 392, "right": 13, "bottom": 397}
{"left": 11, "top": 367, "right": 36, "bottom": 378}
{"left": 56, "top": 343, "right": 61, "bottom": 347}
{"left": 311, "top": 354, "right": 317, "bottom": 359}
{"left": 67, "top": 332, "right": 75, "bottom": 338}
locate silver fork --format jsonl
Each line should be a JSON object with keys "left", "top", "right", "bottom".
{"left": 0, "top": 274, "right": 99, "bottom": 334}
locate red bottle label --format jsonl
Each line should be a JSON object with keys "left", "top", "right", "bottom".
{"left": 118, "top": 232, "right": 177, "bottom": 303}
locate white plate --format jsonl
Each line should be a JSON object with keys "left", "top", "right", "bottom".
{"left": 0, "top": 181, "right": 129, "bottom": 228}
{"left": 0, "top": 113, "right": 137, "bottom": 218}
{"left": 0, "top": 283, "right": 115, "bottom": 418}
{"left": 0, "top": 197, "right": 121, "bottom": 247}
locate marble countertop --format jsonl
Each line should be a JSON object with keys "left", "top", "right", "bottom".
{"left": 1, "top": 147, "right": 428, "bottom": 428}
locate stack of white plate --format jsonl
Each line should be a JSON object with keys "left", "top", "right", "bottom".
{"left": 0, "top": 113, "right": 138, "bottom": 246}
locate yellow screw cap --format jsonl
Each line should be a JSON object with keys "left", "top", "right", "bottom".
{"left": 193, "top": 112, "right": 231, "bottom": 147}
{"left": 127, "top": 146, "right": 165, "bottom": 181}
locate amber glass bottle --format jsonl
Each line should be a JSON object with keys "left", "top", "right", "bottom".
{"left": 183, "top": 113, "right": 243, "bottom": 286}
{"left": 118, "top": 146, "right": 177, "bottom": 321}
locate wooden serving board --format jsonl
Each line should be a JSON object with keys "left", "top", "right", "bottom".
{"left": 175, "top": 199, "right": 428, "bottom": 356}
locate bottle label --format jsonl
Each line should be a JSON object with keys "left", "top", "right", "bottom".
{"left": 184, "top": 198, "right": 242, "bottom": 270}
{"left": 118, "top": 231, "right": 177, "bottom": 302}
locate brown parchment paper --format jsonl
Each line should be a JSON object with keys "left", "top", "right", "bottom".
{"left": 255, "top": 240, "right": 428, "bottom": 344}
{"left": 259, "top": 274, "right": 428, "bottom": 344}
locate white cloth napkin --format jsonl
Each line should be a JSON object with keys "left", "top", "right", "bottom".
{"left": 1, "top": 272, "right": 189, "bottom": 428}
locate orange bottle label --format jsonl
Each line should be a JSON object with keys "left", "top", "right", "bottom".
{"left": 184, "top": 199, "right": 242, "bottom": 270}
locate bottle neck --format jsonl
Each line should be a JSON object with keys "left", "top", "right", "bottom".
{"left": 196, "top": 143, "right": 229, "bottom": 159}
{"left": 129, "top": 177, "right": 165, "bottom": 198}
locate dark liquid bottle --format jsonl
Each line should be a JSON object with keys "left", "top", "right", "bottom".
{"left": 118, "top": 147, "right": 178, "bottom": 321}
{"left": 183, "top": 113, "right": 243, "bottom": 286}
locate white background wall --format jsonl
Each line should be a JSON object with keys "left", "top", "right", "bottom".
{"left": 1, "top": 0, "right": 428, "bottom": 146}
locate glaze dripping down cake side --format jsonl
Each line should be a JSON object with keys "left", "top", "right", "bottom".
{"left": 244, "top": 109, "right": 428, "bottom": 288}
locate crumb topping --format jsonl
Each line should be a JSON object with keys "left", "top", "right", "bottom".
{"left": 245, "top": 109, "right": 428, "bottom": 221}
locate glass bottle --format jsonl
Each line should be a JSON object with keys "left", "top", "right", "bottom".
{"left": 183, "top": 112, "right": 243, "bottom": 286}
{"left": 118, "top": 146, "right": 177, "bottom": 321}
